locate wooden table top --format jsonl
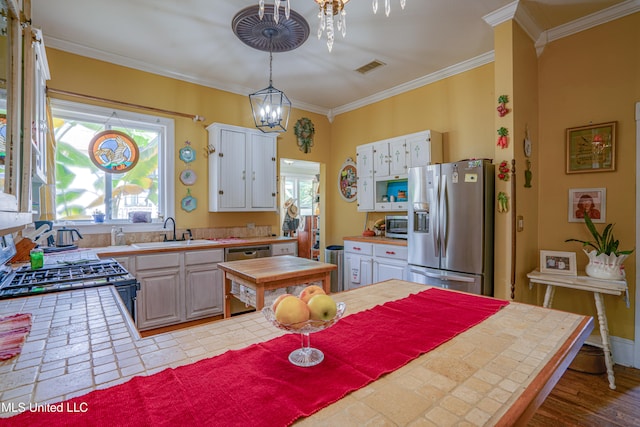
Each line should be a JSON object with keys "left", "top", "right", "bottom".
{"left": 218, "top": 255, "right": 337, "bottom": 284}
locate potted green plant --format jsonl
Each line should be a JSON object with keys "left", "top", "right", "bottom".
{"left": 565, "top": 214, "right": 634, "bottom": 280}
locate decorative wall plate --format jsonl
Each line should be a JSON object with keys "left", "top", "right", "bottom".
{"left": 88, "top": 130, "right": 139, "bottom": 173}
{"left": 180, "top": 169, "right": 197, "bottom": 186}
{"left": 181, "top": 190, "right": 197, "bottom": 212}
{"left": 338, "top": 158, "right": 357, "bottom": 202}
{"left": 179, "top": 146, "right": 196, "bottom": 163}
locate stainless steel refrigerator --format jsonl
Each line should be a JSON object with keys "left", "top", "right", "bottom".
{"left": 407, "top": 160, "right": 494, "bottom": 295}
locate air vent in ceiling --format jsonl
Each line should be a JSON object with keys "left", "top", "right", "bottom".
{"left": 355, "top": 60, "right": 386, "bottom": 74}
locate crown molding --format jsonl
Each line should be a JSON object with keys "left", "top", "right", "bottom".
{"left": 544, "top": 0, "right": 640, "bottom": 44}
{"left": 330, "top": 52, "right": 495, "bottom": 118}
{"left": 482, "top": 1, "right": 518, "bottom": 27}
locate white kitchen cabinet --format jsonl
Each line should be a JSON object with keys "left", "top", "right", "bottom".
{"left": 272, "top": 241, "right": 298, "bottom": 256}
{"left": 135, "top": 252, "right": 183, "bottom": 331}
{"left": 356, "top": 130, "right": 442, "bottom": 213}
{"left": 184, "top": 249, "right": 224, "bottom": 320}
{"left": 372, "top": 140, "right": 390, "bottom": 177}
{"left": 343, "top": 241, "right": 408, "bottom": 288}
{"left": 343, "top": 241, "right": 373, "bottom": 289}
{"left": 207, "top": 123, "right": 277, "bottom": 212}
{"left": 356, "top": 144, "right": 374, "bottom": 211}
{"left": 30, "top": 29, "right": 50, "bottom": 184}
{"left": 406, "top": 130, "right": 443, "bottom": 168}
{"left": 388, "top": 137, "right": 409, "bottom": 176}
{"left": 373, "top": 244, "right": 408, "bottom": 282}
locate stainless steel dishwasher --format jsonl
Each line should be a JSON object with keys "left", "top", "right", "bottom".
{"left": 224, "top": 245, "right": 272, "bottom": 315}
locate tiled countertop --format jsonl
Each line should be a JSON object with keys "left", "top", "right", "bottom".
{"left": 0, "top": 280, "right": 592, "bottom": 424}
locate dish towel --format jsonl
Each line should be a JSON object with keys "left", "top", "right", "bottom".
{"left": 0, "top": 313, "right": 32, "bottom": 361}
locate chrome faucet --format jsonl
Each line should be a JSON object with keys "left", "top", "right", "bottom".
{"left": 163, "top": 217, "right": 177, "bottom": 241}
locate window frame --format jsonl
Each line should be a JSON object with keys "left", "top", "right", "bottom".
{"left": 48, "top": 99, "right": 175, "bottom": 234}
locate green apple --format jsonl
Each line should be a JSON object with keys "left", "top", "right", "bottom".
{"left": 299, "top": 285, "right": 326, "bottom": 303}
{"left": 307, "top": 294, "right": 337, "bottom": 321}
{"left": 274, "top": 296, "right": 309, "bottom": 328}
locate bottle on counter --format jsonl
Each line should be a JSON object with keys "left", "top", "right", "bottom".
{"left": 115, "top": 228, "right": 126, "bottom": 246}
{"left": 110, "top": 227, "right": 117, "bottom": 246}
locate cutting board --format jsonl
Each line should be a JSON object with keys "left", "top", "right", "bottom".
{"left": 10, "top": 238, "right": 37, "bottom": 263}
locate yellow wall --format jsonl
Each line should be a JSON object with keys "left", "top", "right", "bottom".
{"left": 537, "top": 13, "right": 639, "bottom": 339}
{"left": 327, "top": 64, "right": 496, "bottom": 246}
{"left": 46, "top": 49, "right": 333, "bottom": 234}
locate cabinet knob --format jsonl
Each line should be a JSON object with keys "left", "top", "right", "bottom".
{"left": 218, "top": 190, "right": 224, "bottom": 195}
{"left": 218, "top": 152, "right": 224, "bottom": 157}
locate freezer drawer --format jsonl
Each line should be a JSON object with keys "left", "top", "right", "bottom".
{"left": 407, "top": 265, "right": 483, "bottom": 295}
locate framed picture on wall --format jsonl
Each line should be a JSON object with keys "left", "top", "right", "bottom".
{"left": 568, "top": 187, "right": 606, "bottom": 223}
{"left": 540, "top": 250, "right": 577, "bottom": 276}
{"left": 566, "top": 121, "right": 616, "bottom": 174}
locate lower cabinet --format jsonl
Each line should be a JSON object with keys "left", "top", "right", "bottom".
{"left": 184, "top": 250, "right": 224, "bottom": 320}
{"left": 135, "top": 249, "right": 224, "bottom": 331}
{"left": 373, "top": 244, "right": 408, "bottom": 282}
{"left": 344, "top": 241, "right": 407, "bottom": 290}
{"left": 272, "top": 241, "right": 298, "bottom": 256}
{"left": 136, "top": 266, "right": 183, "bottom": 330}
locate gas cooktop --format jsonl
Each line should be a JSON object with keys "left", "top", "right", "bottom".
{"left": 0, "top": 259, "right": 137, "bottom": 299}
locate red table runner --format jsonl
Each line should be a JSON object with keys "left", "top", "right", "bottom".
{"left": 2, "top": 288, "right": 508, "bottom": 426}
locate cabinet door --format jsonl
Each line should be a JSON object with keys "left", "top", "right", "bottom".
{"left": 272, "top": 241, "right": 298, "bottom": 256}
{"left": 31, "top": 34, "right": 49, "bottom": 184}
{"left": 136, "top": 267, "right": 183, "bottom": 331}
{"left": 356, "top": 144, "right": 375, "bottom": 211}
{"left": 344, "top": 253, "right": 373, "bottom": 290}
{"left": 185, "top": 264, "right": 223, "bottom": 320}
{"left": 218, "top": 129, "right": 248, "bottom": 210}
{"left": 388, "top": 138, "right": 408, "bottom": 176}
{"left": 372, "top": 141, "right": 390, "bottom": 177}
{"left": 406, "top": 131, "right": 444, "bottom": 168}
{"left": 374, "top": 260, "right": 407, "bottom": 282}
{"left": 249, "top": 133, "right": 277, "bottom": 209}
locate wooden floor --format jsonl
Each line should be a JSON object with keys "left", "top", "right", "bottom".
{"left": 531, "top": 365, "right": 640, "bottom": 426}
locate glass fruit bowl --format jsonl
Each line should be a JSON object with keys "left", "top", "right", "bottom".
{"left": 262, "top": 302, "right": 346, "bottom": 367}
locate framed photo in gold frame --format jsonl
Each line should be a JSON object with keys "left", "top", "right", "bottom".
{"left": 566, "top": 121, "right": 616, "bottom": 174}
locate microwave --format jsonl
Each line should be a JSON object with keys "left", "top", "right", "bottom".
{"left": 385, "top": 215, "right": 408, "bottom": 239}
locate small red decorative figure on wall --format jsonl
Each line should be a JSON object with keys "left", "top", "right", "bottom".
{"left": 497, "top": 127, "right": 509, "bottom": 148}
{"left": 497, "top": 95, "right": 510, "bottom": 117}
{"left": 497, "top": 160, "right": 510, "bottom": 181}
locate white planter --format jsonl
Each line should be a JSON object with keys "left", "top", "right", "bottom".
{"left": 584, "top": 249, "right": 627, "bottom": 280}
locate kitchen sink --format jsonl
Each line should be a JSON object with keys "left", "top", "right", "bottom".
{"left": 131, "top": 240, "right": 215, "bottom": 249}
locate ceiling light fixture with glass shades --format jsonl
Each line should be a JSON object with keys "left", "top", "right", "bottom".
{"left": 258, "top": 0, "right": 408, "bottom": 52}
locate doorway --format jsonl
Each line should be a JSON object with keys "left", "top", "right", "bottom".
{"left": 280, "top": 159, "right": 321, "bottom": 260}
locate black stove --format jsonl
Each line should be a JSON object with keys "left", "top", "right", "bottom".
{"left": 0, "top": 258, "right": 139, "bottom": 320}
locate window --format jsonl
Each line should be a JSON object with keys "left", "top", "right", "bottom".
{"left": 49, "top": 100, "right": 174, "bottom": 224}
{"left": 283, "top": 176, "right": 315, "bottom": 217}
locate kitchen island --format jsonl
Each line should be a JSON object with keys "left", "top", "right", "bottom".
{"left": 0, "top": 280, "right": 592, "bottom": 425}
{"left": 218, "top": 255, "right": 337, "bottom": 318}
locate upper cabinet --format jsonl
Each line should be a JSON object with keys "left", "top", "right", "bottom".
{"left": 207, "top": 123, "right": 277, "bottom": 212}
{"left": 357, "top": 130, "right": 443, "bottom": 212}
{"left": 0, "top": 0, "right": 35, "bottom": 232}
{"left": 30, "top": 29, "right": 50, "bottom": 184}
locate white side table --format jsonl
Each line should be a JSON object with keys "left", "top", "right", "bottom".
{"left": 527, "top": 270, "right": 628, "bottom": 390}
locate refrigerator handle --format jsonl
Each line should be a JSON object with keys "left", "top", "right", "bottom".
{"left": 433, "top": 172, "right": 440, "bottom": 256}
{"left": 440, "top": 175, "right": 448, "bottom": 257}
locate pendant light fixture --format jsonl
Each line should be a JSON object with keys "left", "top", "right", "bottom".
{"left": 233, "top": 5, "right": 309, "bottom": 133}
{"left": 248, "top": 31, "right": 292, "bottom": 133}
{"left": 257, "top": 1, "right": 408, "bottom": 52}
